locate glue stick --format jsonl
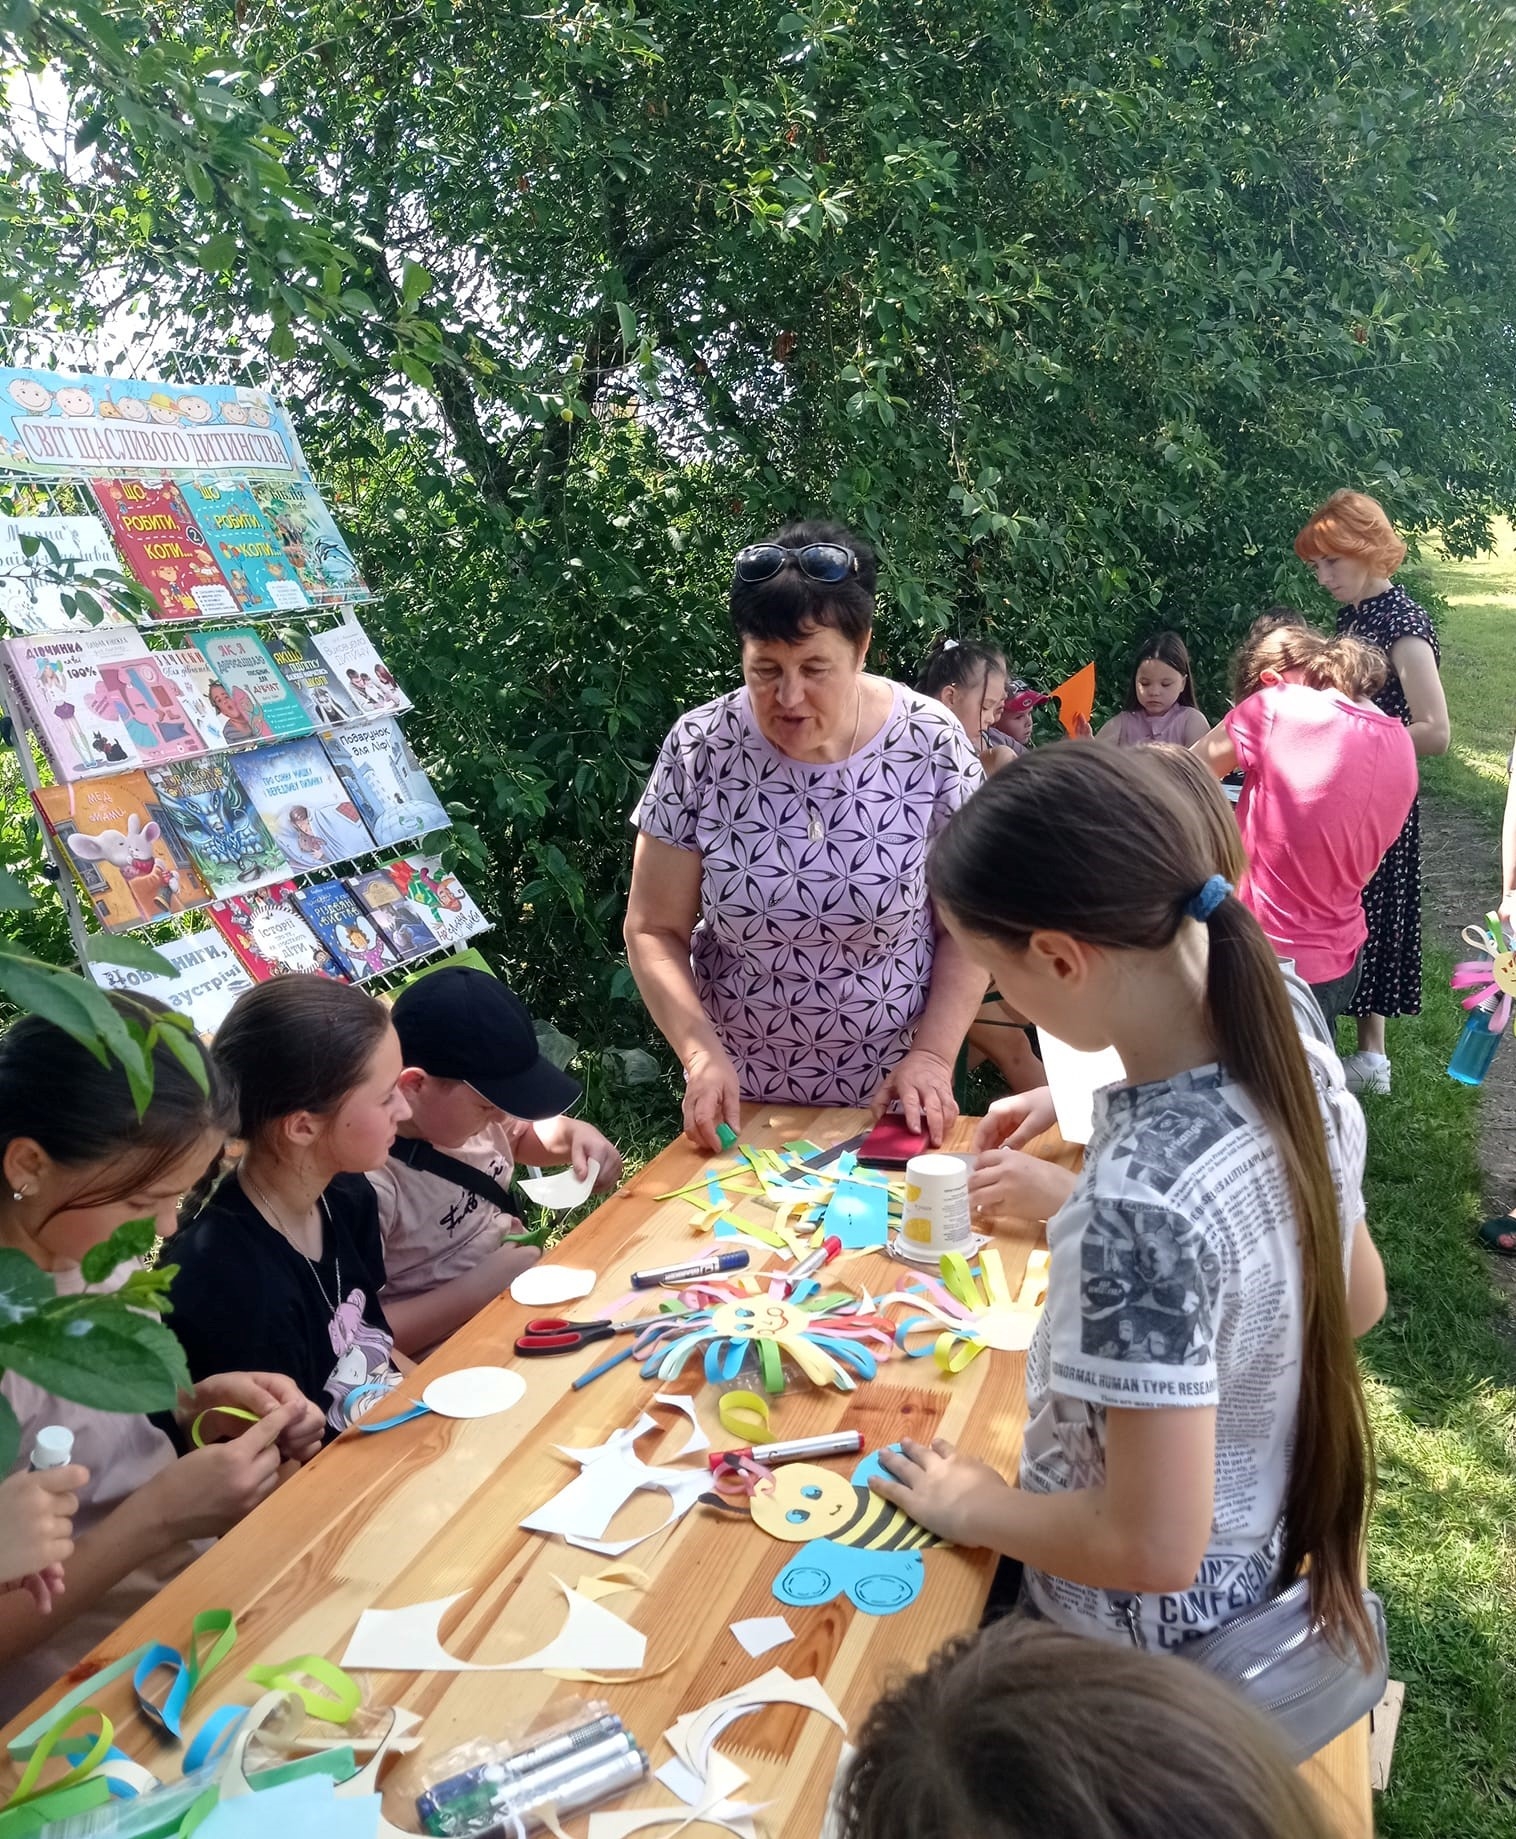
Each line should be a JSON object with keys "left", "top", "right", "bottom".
{"left": 29, "top": 1426, "right": 74, "bottom": 1471}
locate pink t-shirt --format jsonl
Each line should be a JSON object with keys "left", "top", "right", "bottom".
{"left": 1101, "top": 704, "right": 1211, "bottom": 747}
{"left": 1225, "top": 682, "right": 1417, "bottom": 981}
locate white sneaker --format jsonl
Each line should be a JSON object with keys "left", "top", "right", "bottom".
{"left": 1341, "top": 1052, "right": 1391, "bottom": 1095}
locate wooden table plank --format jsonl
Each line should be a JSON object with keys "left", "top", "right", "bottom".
{"left": 0, "top": 1103, "right": 1366, "bottom": 1839}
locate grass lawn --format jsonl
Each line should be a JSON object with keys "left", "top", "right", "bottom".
{"left": 1417, "top": 526, "right": 1516, "bottom": 829}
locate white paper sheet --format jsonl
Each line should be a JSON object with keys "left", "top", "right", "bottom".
{"left": 340, "top": 1577, "right": 645, "bottom": 1673}
{"left": 589, "top": 1755, "right": 759, "bottom": 1839}
{"left": 665, "top": 1668, "right": 848, "bottom": 1779}
{"left": 1037, "top": 1030, "right": 1125, "bottom": 1147}
{"left": 519, "top": 1160, "right": 601, "bottom": 1209}
{"left": 652, "top": 1391, "right": 709, "bottom": 1457}
{"left": 509, "top": 1263, "right": 598, "bottom": 1306}
{"left": 521, "top": 1414, "right": 711, "bottom": 1555}
{"left": 421, "top": 1366, "right": 526, "bottom": 1419}
{"left": 729, "top": 1615, "right": 795, "bottom": 1658}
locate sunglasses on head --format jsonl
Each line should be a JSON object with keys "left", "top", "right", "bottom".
{"left": 732, "top": 542, "right": 859, "bottom": 585}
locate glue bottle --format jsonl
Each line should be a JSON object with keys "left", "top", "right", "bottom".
{"left": 1449, "top": 996, "right": 1505, "bottom": 1087}
{"left": 29, "top": 1426, "right": 74, "bottom": 1471}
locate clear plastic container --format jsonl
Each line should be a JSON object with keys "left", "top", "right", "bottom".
{"left": 1449, "top": 1004, "right": 1505, "bottom": 1087}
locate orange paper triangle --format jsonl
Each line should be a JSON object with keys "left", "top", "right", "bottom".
{"left": 1051, "top": 662, "right": 1096, "bottom": 736}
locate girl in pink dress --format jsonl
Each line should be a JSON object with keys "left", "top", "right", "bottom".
{"left": 1096, "top": 631, "right": 1211, "bottom": 748}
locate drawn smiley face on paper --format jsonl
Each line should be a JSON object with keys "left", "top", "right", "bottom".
{"left": 749, "top": 1464, "right": 858, "bottom": 1543}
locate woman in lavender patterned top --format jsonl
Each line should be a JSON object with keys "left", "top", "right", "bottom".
{"left": 626, "top": 520, "right": 988, "bottom": 1150}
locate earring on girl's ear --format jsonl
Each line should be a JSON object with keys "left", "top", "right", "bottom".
{"left": 11, "top": 1188, "right": 25, "bottom": 1201}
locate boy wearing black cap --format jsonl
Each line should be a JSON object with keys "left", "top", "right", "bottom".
{"left": 373, "top": 967, "right": 623, "bottom": 1355}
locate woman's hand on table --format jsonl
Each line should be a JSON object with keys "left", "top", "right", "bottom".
{"left": 969, "top": 1147, "right": 1077, "bottom": 1224}
{"left": 870, "top": 1437, "right": 1011, "bottom": 1545}
{"left": 972, "top": 1087, "right": 1055, "bottom": 1153}
{"left": 682, "top": 1045, "right": 741, "bottom": 1152}
{"left": 178, "top": 1372, "right": 324, "bottom": 1467}
{"left": 871, "top": 1048, "right": 957, "bottom": 1145}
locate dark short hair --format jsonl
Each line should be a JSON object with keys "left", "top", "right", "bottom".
{"left": 728, "top": 518, "right": 877, "bottom": 647}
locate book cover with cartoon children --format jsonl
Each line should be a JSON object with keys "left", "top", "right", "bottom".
{"left": 346, "top": 866, "right": 443, "bottom": 962}
{"left": 230, "top": 737, "right": 375, "bottom": 872}
{"left": 89, "top": 478, "right": 239, "bottom": 621}
{"left": 147, "top": 755, "right": 290, "bottom": 898}
{"left": 209, "top": 879, "right": 347, "bottom": 981}
{"left": 382, "top": 853, "right": 491, "bottom": 948}
{"left": 156, "top": 648, "right": 241, "bottom": 751}
{"left": 291, "top": 877, "right": 398, "bottom": 981}
{"left": 4, "top": 628, "right": 207, "bottom": 781}
{"left": 320, "top": 717, "right": 448, "bottom": 847}
{"left": 251, "top": 476, "right": 370, "bottom": 600}
{"left": 0, "top": 514, "right": 132, "bottom": 634}
{"left": 192, "top": 625, "right": 312, "bottom": 740}
{"left": 33, "top": 771, "right": 210, "bottom": 929}
{"left": 309, "top": 620, "right": 410, "bottom": 716}
{"left": 268, "top": 629, "right": 360, "bottom": 729}
{"left": 177, "top": 479, "right": 310, "bottom": 615}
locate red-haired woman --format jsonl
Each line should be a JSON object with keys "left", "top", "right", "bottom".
{"left": 1294, "top": 491, "right": 1449, "bottom": 1093}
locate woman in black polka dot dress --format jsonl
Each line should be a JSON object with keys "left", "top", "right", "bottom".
{"left": 1294, "top": 490, "right": 1450, "bottom": 1094}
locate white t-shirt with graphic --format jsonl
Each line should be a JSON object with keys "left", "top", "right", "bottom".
{"left": 1020, "top": 1051, "right": 1365, "bottom": 1651}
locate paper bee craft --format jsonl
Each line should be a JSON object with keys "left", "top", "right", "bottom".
{"left": 705, "top": 1446, "right": 944, "bottom": 1617}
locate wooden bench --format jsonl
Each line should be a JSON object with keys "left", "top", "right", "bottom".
{"left": 1303, "top": 1715, "right": 1373, "bottom": 1837}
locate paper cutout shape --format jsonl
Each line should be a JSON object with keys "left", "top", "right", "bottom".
{"left": 520, "top": 1413, "right": 712, "bottom": 1556}
{"left": 819, "top": 1175, "right": 889, "bottom": 1250}
{"left": 665, "top": 1668, "right": 847, "bottom": 1779}
{"left": 1038, "top": 1028, "right": 1124, "bottom": 1147}
{"left": 1050, "top": 660, "right": 1095, "bottom": 736}
{"left": 640, "top": 1276, "right": 893, "bottom": 1396}
{"left": 200, "top": 1778, "right": 382, "bottom": 1839}
{"left": 509, "top": 1265, "right": 598, "bottom": 1307}
{"left": 726, "top": 1449, "right": 944, "bottom": 1617}
{"left": 592, "top": 1755, "right": 760, "bottom": 1839}
{"left": 652, "top": 1391, "right": 709, "bottom": 1457}
{"left": 519, "top": 1160, "right": 601, "bottom": 1210}
{"left": 730, "top": 1615, "right": 795, "bottom": 1658}
{"left": 341, "top": 1575, "right": 645, "bottom": 1673}
{"left": 422, "top": 1366, "right": 527, "bottom": 1419}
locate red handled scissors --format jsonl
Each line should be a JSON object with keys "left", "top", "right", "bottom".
{"left": 515, "top": 1316, "right": 619, "bottom": 1357}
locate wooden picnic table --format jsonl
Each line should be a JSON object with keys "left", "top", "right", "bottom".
{"left": 1, "top": 1105, "right": 1370, "bottom": 1837}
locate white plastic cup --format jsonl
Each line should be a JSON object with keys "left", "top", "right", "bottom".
{"left": 898, "top": 1153, "right": 973, "bottom": 1257}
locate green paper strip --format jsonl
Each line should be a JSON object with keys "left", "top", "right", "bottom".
{"left": 0, "top": 1777, "right": 111, "bottom": 1836}
{"left": 189, "top": 1406, "right": 262, "bottom": 1449}
{"left": 757, "top": 1335, "right": 785, "bottom": 1394}
{"left": 4, "top": 1708, "right": 112, "bottom": 1811}
{"left": 244, "top": 1656, "right": 360, "bottom": 1723}
{"left": 7, "top": 1644, "right": 150, "bottom": 1760}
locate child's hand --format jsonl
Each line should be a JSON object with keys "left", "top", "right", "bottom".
{"left": 148, "top": 1402, "right": 299, "bottom": 1541}
{"left": 178, "top": 1372, "right": 324, "bottom": 1467}
{"left": 0, "top": 1466, "right": 88, "bottom": 1611}
{"left": 564, "top": 1121, "right": 624, "bottom": 1191}
{"left": 870, "top": 1437, "right": 1010, "bottom": 1546}
{"left": 972, "top": 1088, "right": 1056, "bottom": 1154}
{"left": 1072, "top": 713, "right": 1094, "bottom": 739}
{"left": 969, "top": 1146, "right": 1077, "bottom": 1224}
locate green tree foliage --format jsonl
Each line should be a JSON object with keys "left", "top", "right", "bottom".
{"left": 5, "top": 0, "right": 1516, "bottom": 1036}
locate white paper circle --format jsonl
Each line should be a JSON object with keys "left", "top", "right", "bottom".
{"left": 509, "top": 1265, "right": 597, "bottom": 1307}
{"left": 422, "top": 1366, "right": 527, "bottom": 1419}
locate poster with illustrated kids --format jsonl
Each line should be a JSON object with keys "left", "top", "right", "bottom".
{"left": 33, "top": 771, "right": 210, "bottom": 929}
{"left": 0, "top": 367, "right": 300, "bottom": 479}
{"left": 177, "top": 479, "right": 310, "bottom": 614}
{"left": 90, "top": 478, "right": 238, "bottom": 621}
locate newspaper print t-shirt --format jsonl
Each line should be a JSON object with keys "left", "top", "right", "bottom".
{"left": 1020, "top": 1057, "right": 1365, "bottom": 1651}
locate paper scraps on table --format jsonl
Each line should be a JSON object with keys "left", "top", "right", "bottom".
{"left": 354, "top": 1365, "right": 526, "bottom": 1433}
{"left": 341, "top": 1574, "right": 645, "bottom": 1675}
{"left": 1050, "top": 660, "right": 1096, "bottom": 736}
{"left": 590, "top": 1754, "right": 762, "bottom": 1839}
{"left": 519, "top": 1160, "right": 602, "bottom": 1210}
{"left": 730, "top": 1615, "right": 795, "bottom": 1658}
{"left": 509, "top": 1264, "right": 598, "bottom": 1307}
{"left": 1038, "top": 1028, "right": 1124, "bottom": 1147}
{"left": 819, "top": 1174, "right": 889, "bottom": 1250}
{"left": 520, "top": 1412, "right": 711, "bottom": 1556}
{"left": 651, "top": 1391, "right": 709, "bottom": 1457}
{"left": 665, "top": 1667, "right": 847, "bottom": 1780}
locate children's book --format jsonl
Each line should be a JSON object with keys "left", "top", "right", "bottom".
{"left": 191, "top": 626, "right": 312, "bottom": 741}
{"left": 267, "top": 629, "right": 360, "bottom": 729}
{"left": 291, "top": 878, "right": 399, "bottom": 981}
{"left": 156, "top": 648, "right": 239, "bottom": 751}
{"left": 230, "top": 738, "right": 375, "bottom": 872}
{"left": 147, "top": 756, "right": 290, "bottom": 898}
{"left": 209, "top": 880, "right": 347, "bottom": 981}
{"left": 33, "top": 772, "right": 210, "bottom": 929}
{"left": 89, "top": 478, "right": 239, "bottom": 621}
{"left": 309, "top": 620, "right": 410, "bottom": 716}
{"left": 319, "top": 718, "right": 448, "bottom": 847}
{"left": 346, "top": 866, "right": 444, "bottom": 962}
{"left": 4, "top": 629, "right": 206, "bottom": 780}
{"left": 382, "top": 854, "right": 491, "bottom": 949}
{"left": 87, "top": 931, "right": 254, "bottom": 1038}
{"left": 176, "top": 479, "right": 310, "bottom": 615}
{"left": 251, "top": 477, "right": 370, "bottom": 600}
{"left": 0, "top": 515, "right": 131, "bottom": 633}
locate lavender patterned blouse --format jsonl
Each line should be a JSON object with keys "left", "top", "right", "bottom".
{"left": 633, "top": 683, "right": 984, "bottom": 1105}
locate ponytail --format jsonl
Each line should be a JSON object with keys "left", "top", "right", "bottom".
{"left": 927, "top": 746, "right": 1375, "bottom": 1663}
{"left": 916, "top": 635, "right": 1006, "bottom": 700}
{"left": 1304, "top": 634, "right": 1387, "bottom": 703}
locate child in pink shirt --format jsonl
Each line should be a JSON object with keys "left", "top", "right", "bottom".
{"left": 1194, "top": 619, "right": 1417, "bottom": 1026}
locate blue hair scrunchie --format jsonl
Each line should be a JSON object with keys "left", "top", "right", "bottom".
{"left": 1185, "top": 875, "right": 1232, "bottom": 923}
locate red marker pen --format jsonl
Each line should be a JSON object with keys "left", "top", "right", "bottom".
{"left": 782, "top": 1234, "right": 842, "bottom": 1290}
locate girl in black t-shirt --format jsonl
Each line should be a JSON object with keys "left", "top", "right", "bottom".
{"left": 173, "top": 978, "right": 414, "bottom": 1434}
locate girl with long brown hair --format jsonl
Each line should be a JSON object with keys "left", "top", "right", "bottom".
{"left": 873, "top": 745, "right": 1381, "bottom": 1669}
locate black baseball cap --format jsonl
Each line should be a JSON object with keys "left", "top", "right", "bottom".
{"left": 391, "top": 967, "right": 582, "bottom": 1120}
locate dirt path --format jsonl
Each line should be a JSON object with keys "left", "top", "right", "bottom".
{"left": 1420, "top": 790, "right": 1516, "bottom": 1306}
